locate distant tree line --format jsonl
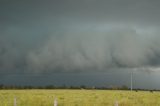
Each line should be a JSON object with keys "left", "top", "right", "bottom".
{"left": 0, "top": 84, "right": 159, "bottom": 92}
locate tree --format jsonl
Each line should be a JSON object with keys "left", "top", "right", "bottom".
{"left": 121, "top": 85, "right": 128, "bottom": 90}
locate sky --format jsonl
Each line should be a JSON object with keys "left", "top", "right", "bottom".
{"left": 1, "top": 0, "right": 160, "bottom": 89}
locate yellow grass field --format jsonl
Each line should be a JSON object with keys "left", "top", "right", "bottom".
{"left": 0, "top": 90, "right": 160, "bottom": 106}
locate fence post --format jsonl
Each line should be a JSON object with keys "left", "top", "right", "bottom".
{"left": 115, "top": 101, "right": 118, "bottom": 106}
{"left": 14, "top": 97, "right": 17, "bottom": 106}
{"left": 54, "top": 98, "right": 58, "bottom": 106}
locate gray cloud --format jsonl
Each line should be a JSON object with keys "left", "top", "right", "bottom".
{"left": 27, "top": 26, "right": 160, "bottom": 72}
{"left": 1, "top": 0, "right": 160, "bottom": 73}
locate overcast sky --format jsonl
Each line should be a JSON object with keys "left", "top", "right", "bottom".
{"left": 1, "top": 0, "right": 160, "bottom": 89}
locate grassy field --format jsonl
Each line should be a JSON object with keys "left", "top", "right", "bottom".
{"left": 0, "top": 90, "right": 160, "bottom": 106}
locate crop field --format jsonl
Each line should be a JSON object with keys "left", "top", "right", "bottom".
{"left": 0, "top": 90, "right": 160, "bottom": 106}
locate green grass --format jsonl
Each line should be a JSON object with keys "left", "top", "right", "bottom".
{"left": 0, "top": 90, "right": 160, "bottom": 106}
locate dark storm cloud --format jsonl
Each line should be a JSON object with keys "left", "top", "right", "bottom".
{"left": 27, "top": 27, "right": 160, "bottom": 72}
{"left": 1, "top": 0, "right": 160, "bottom": 73}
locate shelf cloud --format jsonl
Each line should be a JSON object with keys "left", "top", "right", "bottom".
{"left": 1, "top": 0, "right": 160, "bottom": 73}
{"left": 26, "top": 27, "right": 160, "bottom": 72}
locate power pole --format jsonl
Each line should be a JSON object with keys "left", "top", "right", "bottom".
{"left": 131, "top": 71, "right": 133, "bottom": 91}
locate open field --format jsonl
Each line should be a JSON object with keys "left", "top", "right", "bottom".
{"left": 0, "top": 90, "right": 160, "bottom": 106}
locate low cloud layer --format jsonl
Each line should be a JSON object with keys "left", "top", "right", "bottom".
{"left": 1, "top": 0, "right": 160, "bottom": 74}
{"left": 27, "top": 27, "right": 160, "bottom": 72}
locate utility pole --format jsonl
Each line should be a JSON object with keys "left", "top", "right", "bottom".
{"left": 130, "top": 71, "right": 133, "bottom": 91}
